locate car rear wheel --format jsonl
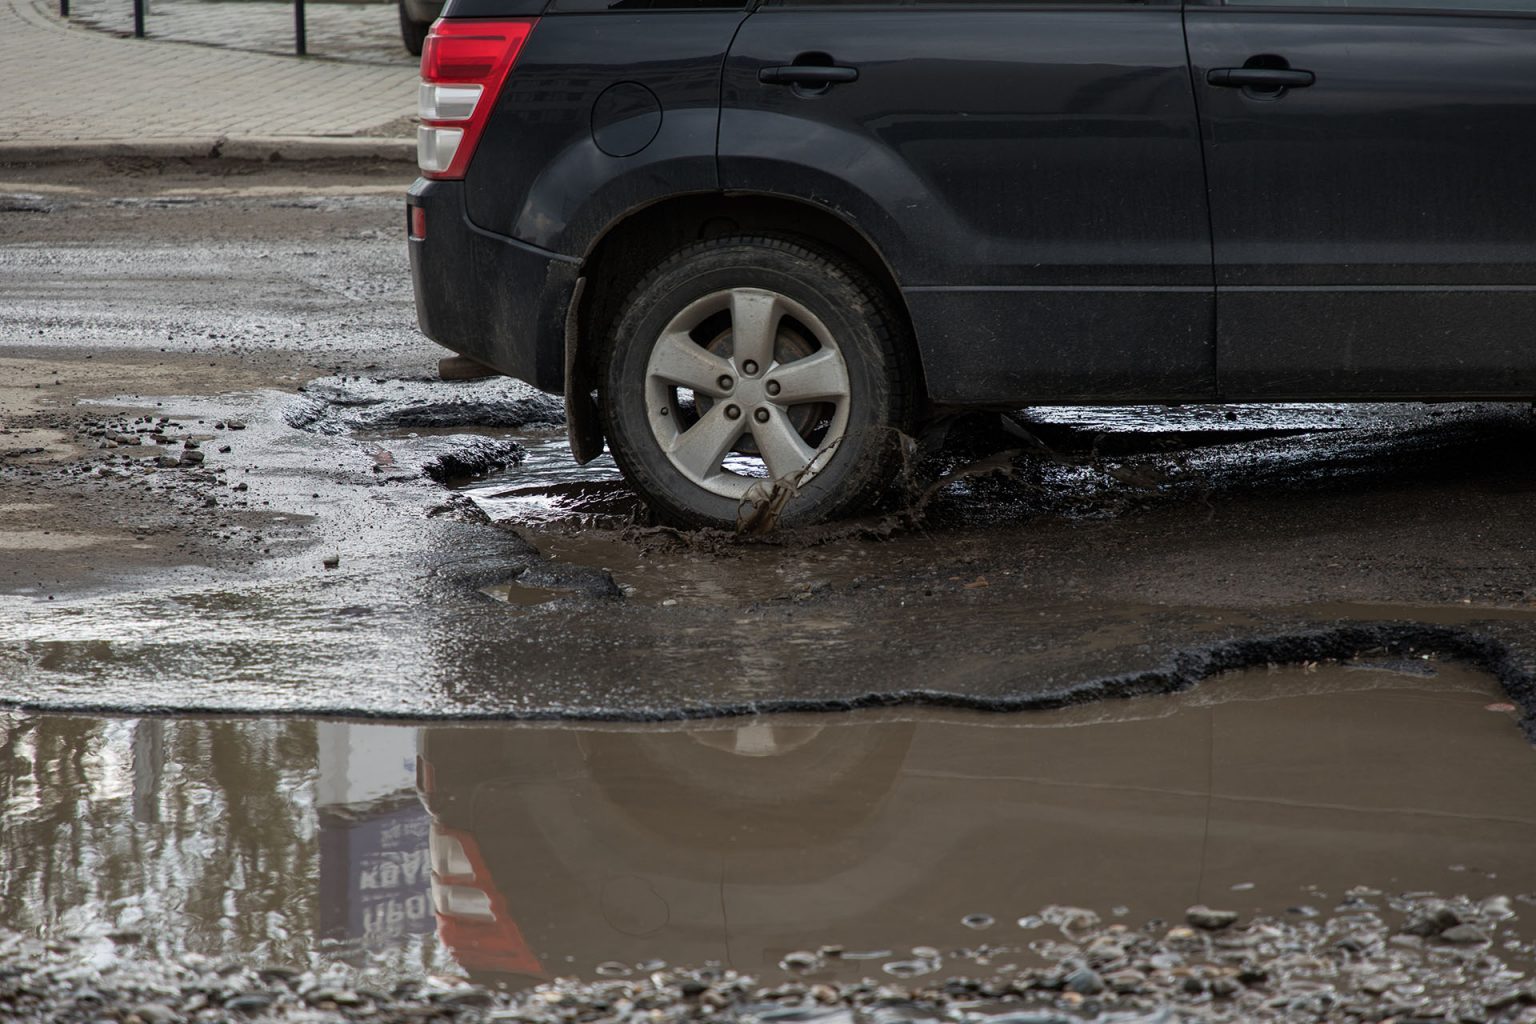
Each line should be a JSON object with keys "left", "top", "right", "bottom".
{"left": 399, "top": 2, "right": 429, "bottom": 56}
{"left": 600, "top": 237, "right": 913, "bottom": 530}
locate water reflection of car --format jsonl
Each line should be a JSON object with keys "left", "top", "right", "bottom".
{"left": 415, "top": 683, "right": 1536, "bottom": 990}
{"left": 398, "top": 0, "right": 441, "bottom": 56}
{"left": 417, "top": 719, "right": 915, "bottom": 988}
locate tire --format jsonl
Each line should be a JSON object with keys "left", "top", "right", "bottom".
{"left": 600, "top": 236, "right": 914, "bottom": 530}
{"left": 399, "top": 2, "right": 428, "bottom": 56}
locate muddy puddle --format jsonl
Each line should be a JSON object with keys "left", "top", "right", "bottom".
{"left": 4, "top": 662, "right": 1532, "bottom": 1004}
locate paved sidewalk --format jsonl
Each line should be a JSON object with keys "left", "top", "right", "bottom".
{"left": 64, "top": 0, "right": 413, "bottom": 66}
{"left": 3, "top": 0, "right": 416, "bottom": 158}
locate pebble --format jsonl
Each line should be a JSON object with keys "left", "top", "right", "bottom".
{"left": 0, "top": 892, "right": 1530, "bottom": 1024}
{"left": 1186, "top": 906, "right": 1240, "bottom": 931}
{"left": 224, "top": 994, "right": 275, "bottom": 1012}
{"left": 1063, "top": 967, "right": 1105, "bottom": 996}
{"left": 780, "top": 951, "right": 819, "bottom": 972}
{"left": 1438, "top": 924, "right": 1491, "bottom": 945}
{"left": 128, "top": 1004, "right": 181, "bottom": 1024}
{"left": 1361, "top": 972, "right": 1409, "bottom": 995}
{"left": 1402, "top": 902, "right": 1464, "bottom": 937}
{"left": 1103, "top": 969, "right": 1147, "bottom": 994}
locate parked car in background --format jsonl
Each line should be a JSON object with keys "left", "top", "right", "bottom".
{"left": 408, "top": 0, "right": 1536, "bottom": 529}
{"left": 398, "top": 0, "right": 441, "bottom": 55}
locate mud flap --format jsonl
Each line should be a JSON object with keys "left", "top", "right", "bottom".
{"left": 563, "top": 277, "right": 606, "bottom": 465}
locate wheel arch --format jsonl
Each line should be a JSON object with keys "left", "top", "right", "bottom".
{"left": 563, "top": 192, "right": 925, "bottom": 465}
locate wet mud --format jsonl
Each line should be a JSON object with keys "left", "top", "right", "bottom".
{"left": 2, "top": 662, "right": 1534, "bottom": 1022}
{"left": 5, "top": 157, "right": 1536, "bottom": 731}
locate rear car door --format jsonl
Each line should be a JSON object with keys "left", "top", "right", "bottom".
{"left": 718, "top": 0, "right": 1215, "bottom": 406}
{"left": 1187, "top": 0, "right": 1536, "bottom": 399}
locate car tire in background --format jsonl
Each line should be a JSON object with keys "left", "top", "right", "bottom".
{"left": 399, "top": 2, "right": 430, "bottom": 56}
{"left": 600, "top": 237, "right": 914, "bottom": 530}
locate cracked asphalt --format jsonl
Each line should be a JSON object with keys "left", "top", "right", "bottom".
{"left": 3, "top": 156, "right": 1536, "bottom": 731}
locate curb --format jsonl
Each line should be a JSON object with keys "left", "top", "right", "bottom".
{"left": 0, "top": 134, "right": 416, "bottom": 164}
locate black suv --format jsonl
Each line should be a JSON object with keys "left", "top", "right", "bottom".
{"left": 408, "top": 0, "right": 1536, "bottom": 529}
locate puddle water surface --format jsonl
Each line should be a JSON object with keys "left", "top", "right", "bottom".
{"left": 3, "top": 662, "right": 1533, "bottom": 1000}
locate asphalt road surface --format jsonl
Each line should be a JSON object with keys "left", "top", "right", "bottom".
{"left": 3, "top": 156, "right": 1536, "bottom": 730}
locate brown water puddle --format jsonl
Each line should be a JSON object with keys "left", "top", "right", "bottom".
{"left": 1, "top": 663, "right": 1532, "bottom": 992}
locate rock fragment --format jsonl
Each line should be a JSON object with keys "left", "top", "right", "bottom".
{"left": 1186, "top": 906, "right": 1240, "bottom": 931}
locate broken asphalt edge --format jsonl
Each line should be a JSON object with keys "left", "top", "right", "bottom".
{"left": 2, "top": 620, "right": 1533, "bottom": 740}
{"left": 0, "top": 135, "right": 415, "bottom": 164}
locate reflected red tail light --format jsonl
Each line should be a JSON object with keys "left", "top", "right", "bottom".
{"left": 429, "top": 822, "right": 545, "bottom": 978}
{"left": 417, "top": 19, "right": 536, "bottom": 181}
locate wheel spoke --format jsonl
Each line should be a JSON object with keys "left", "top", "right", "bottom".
{"left": 767, "top": 349, "right": 849, "bottom": 406}
{"left": 750, "top": 408, "right": 818, "bottom": 484}
{"left": 729, "top": 288, "right": 782, "bottom": 371}
{"left": 649, "top": 330, "right": 734, "bottom": 396}
{"left": 666, "top": 402, "right": 743, "bottom": 482}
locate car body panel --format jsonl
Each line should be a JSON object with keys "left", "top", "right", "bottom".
{"left": 1186, "top": 7, "right": 1536, "bottom": 398}
{"left": 719, "top": 6, "right": 1216, "bottom": 404}
{"left": 463, "top": 11, "right": 746, "bottom": 255}
{"left": 410, "top": 1, "right": 1536, "bottom": 413}
{"left": 409, "top": 179, "right": 577, "bottom": 393}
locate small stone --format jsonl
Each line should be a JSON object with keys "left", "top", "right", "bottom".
{"left": 1104, "top": 969, "right": 1147, "bottom": 994}
{"left": 1485, "top": 987, "right": 1536, "bottom": 1011}
{"left": 226, "top": 419, "right": 246, "bottom": 430}
{"left": 1402, "top": 902, "right": 1463, "bottom": 937}
{"left": 155, "top": 454, "right": 180, "bottom": 468}
{"left": 1064, "top": 967, "right": 1105, "bottom": 996}
{"left": 780, "top": 951, "right": 819, "bottom": 972}
{"left": 179, "top": 450, "right": 204, "bottom": 467}
{"left": 129, "top": 1004, "right": 182, "bottom": 1024}
{"left": 1439, "top": 924, "right": 1490, "bottom": 945}
{"left": 1186, "top": 906, "right": 1240, "bottom": 931}
{"left": 233, "top": 482, "right": 248, "bottom": 492}
{"left": 322, "top": 555, "right": 340, "bottom": 569}
{"left": 1361, "top": 973, "right": 1410, "bottom": 995}
{"left": 218, "top": 445, "right": 231, "bottom": 454}
{"left": 1083, "top": 936, "right": 1123, "bottom": 963}
{"left": 225, "top": 994, "right": 275, "bottom": 1013}
{"left": 435, "top": 989, "right": 494, "bottom": 1008}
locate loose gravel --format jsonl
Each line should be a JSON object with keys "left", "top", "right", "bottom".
{"left": 5, "top": 895, "right": 1535, "bottom": 1024}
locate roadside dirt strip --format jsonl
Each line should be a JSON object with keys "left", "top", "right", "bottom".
{"left": 2, "top": 158, "right": 1535, "bottom": 731}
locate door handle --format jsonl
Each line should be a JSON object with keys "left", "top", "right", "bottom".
{"left": 1207, "top": 67, "right": 1315, "bottom": 89}
{"left": 758, "top": 65, "right": 859, "bottom": 86}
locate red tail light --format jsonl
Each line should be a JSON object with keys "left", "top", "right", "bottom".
{"left": 417, "top": 19, "right": 536, "bottom": 180}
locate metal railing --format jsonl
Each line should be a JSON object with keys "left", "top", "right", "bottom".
{"left": 62, "top": 0, "right": 316, "bottom": 56}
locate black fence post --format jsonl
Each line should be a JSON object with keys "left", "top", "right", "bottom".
{"left": 132, "top": 0, "right": 144, "bottom": 36}
{"left": 293, "top": 0, "right": 306, "bottom": 56}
